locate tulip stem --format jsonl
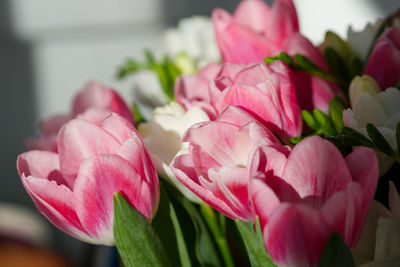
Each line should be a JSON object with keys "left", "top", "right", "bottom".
{"left": 200, "top": 204, "right": 235, "bottom": 267}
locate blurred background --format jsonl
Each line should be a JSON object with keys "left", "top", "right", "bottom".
{"left": 0, "top": 0, "right": 398, "bottom": 265}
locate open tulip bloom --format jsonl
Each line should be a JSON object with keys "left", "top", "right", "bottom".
{"left": 15, "top": 0, "right": 400, "bottom": 266}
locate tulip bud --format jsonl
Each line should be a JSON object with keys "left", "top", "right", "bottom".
{"left": 174, "top": 53, "right": 198, "bottom": 75}
{"left": 349, "top": 75, "right": 381, "bottom": 108}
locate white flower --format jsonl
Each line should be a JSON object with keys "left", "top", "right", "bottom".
{"left": 353, "top": 183, "right": 400, "bottom": 266}
{"left": 343, "top": 87, "right": 400, "bottom": 174}
{"left": 164, "top": 16, "right": 220, "bottom": 68}
{"left": 129, "top": 70, "right": 169, "bottom": 120}
{"left": 347, "top": 20, "right": 382, "bottom": 61}
{"left": 138, "top": 102, "right": 210, "bottom": 202}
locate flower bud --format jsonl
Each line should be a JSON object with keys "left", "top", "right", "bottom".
{"left": 349, "top": 75, "right": 381, "bottom": 108}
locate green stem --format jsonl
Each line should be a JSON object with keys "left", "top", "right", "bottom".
{"left": 200, "top": 205, "right": 235, "bottom": 267}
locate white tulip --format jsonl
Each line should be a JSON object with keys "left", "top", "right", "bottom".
{"left": 354, "top": 183, "right": 400, "bottom": 266}
{"left": 164, "top": 16, "right": 220, "bottom": 68}
{"left": 347, "top": 20, "right": 382, "bottom": 61}
{"left": 139, "top": 102, "right": 210, "bottom": 203}
{"left": 343, "top": 87, "right": 400, "bottom": 174}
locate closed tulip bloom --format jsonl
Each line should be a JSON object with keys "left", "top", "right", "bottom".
{"left": 171, "top": 107, "right": 282, "bottom": 220}
{"left": 175, "top": 61, "right": 302, "bottom": 141}
{"left": 26, "top": 81, "right": 134, "bottom": 152}
{"left": 17, "top": 113, "right": 158, "bottom": 245}
{"left": 213, "top": 0, "right": 298, "bottom": 64}
{"left": 364, "top": 27, "right": 400, "bottom": 90}
{"left": 250, "top": 136, "right": 379, "bottom": 267}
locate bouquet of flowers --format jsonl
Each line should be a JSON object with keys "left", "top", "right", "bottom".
{"left": 17, "top": 0, "right": 400, "bottom": 266}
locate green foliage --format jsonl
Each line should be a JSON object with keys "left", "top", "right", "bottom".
{"left": 131, "top": 102, "right": 146, "bottom": 126}
{"left": 329, "top": 97, "right": 346, "bottom": 134}
{"left": 117, "top": 50, "right": 182, "bottom": 101}
{"left": 264, "top": 52, "right": 342, "bottom": 84}
{"left": 235, "top": 218, "right": 276, "bottom": 267}
{"left": 113, "top": 193, "right": 170, "bottom": 267}
{"left": 318, "top": 232, "right": 355, "bottom": 267}
{"left": 366, "top": 123, "right": 400, "bottom": 163}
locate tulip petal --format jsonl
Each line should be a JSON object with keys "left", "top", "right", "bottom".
{"left": 264, "top": 204, "right": 330, "bottom": 267}
{"left": 345, "top": 146, "right": 379, "bottom": 215}
{"left": 101, "top": 113, "right": 136, "bottom": 143}
{"left": 20, "top": 175, "right": 94, "bottom": 243}
{"left": 282, "top": 136, "right": 352, "bottom": 199}
{"left": 58, "top": 119, "right": 121, "bottom": 181}
{"left": 171, "top": 154, "right": 247, "bottom": 220}
{"left": 213, "top": 9, "right": 273, "bottom": 64}
{"left": 233, "top": 0, "right": 270, "bottom": 33}
{"left": 74, "top": 155, "right": 150, "bottom": 245}
{"left": 17, "top": 151, "right": 69, "bottom": 188}
{"left": 321, "top": 183, "right": 365, "bottom": 248}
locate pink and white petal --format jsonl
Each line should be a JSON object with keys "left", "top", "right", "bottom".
{"left": 21, "top": 175, "right": 93, "bottom": 243}
{"left": 250, "top": 173, "right": 282, "bottom": 228}
{"left": 264, "top": 204, "right": 331, "bottom": 267}
{"left": 214, "top": 166, "right": 252, "bottom": 219}
{"left": 101, "top": 113, "right": 136, "bottom": 143}
{"left": 76, "top": 107, "right": 113, "bottom": 126}
{"left": 184, "top": 121, "right": 252, "bottom": 168}
{"left": 58, "top": 119, "right": 121, "bottom": 181}
{"left": 216, "top": 106, "right": 260, "bottom": 127}
{"left": 17, "top": 151, "right": 69, "bottom": 187}
{"left": 117, "top": 136, "right": 158, "bottom": 188}
{"left": 265, "top": 0, "right": 299, "bottom": 47}
{"left": 320, "top": 182, "right": 365, "bottom": 249}
{"left": 108, "top": 90, "right": 134, "bottom": 123}
{"left": 212, "top": 9, "right": 273, "bottom": 64}
{"left": 72, "top": 81, "right": 113, "bottom": 115}
{"left": 233, "top": 0, "right": 270, "bottom": 33}
{"left": 345, "top": 146, "right": 379, "bottom": 214}
{"left": 282, "top": 136, "right": 352, "bottom": 198}
{"left": 171, "top": 154, "right": 245, "bottom": 220}
{"left": 40, "top": 114, "right": 71, "bottom": 135}
{"left": 74, "top": 155, "right": 152, "bottom": 245}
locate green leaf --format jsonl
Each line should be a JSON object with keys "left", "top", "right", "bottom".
{"left": 302, "top": 110, "right": 320, "bottom": 130}
{"left": 341, "top": 127, "right": 374, "bottom": 147}
{"left": 113, "top": 193, "right": 170, "bottom": 267}
{"left": 290, "top": 136, "right": 304, "bottom": 145}
{"left": 151, "top": 185, "right": 183, "bottom": 267}
{"left": 313, "top": 109, "right": 337, "bottom": 136}
{"left": 366, "top": 123, "right": 396, "bottom": 156}
{"left": 169, "top": 203, "right": 192, "bottom": 267}
{"left": 324, "top": 47, "right": 350, "bottom": 85}
{"left": 396, "top": 78, "right": 400, "bottom": 90}
{"left": 144, "top": 49, "right": 156, "bottom": 65}
{"left": 117, "top": 59, "right": 144, "bottom": 79}
{"left": 318, "top": 232, "right": 355, "bottom": 267}
{"left": 329, "top": 97, "right": 347, "bottom": 134}
{"left": 162, "top": 182, "right": 221, "bottom": 267}
{"left": 235, "top": 220, "right": 276, "bottom": 267}
{"left": 264, "top": 52, "right": 294, "bottom": 67}
{"left": 294, "top": 54, "right": 322, "bottom": 73}
{"left": 131, "top": 102, "right": 146, "bottom": 126}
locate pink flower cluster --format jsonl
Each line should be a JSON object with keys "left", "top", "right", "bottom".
{"left": 16, "top": 0, "right": 398, "bottom": 266}
{"left": 18, "top": 82, "right": 158, "bottom": 244}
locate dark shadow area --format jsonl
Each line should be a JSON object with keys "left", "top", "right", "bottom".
{"left": 0, "top": 1, "right": 36, "bottom": 206}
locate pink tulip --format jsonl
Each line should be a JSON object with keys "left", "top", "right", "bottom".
{"left": 17, "top": 113, "right": 158, "bottom": 245}
{"left": 213, "top": 0, "right": 298, "bottom": 64}
{"left": 212, "top": 0, "right": 339, "bottom": 113}
{"left": 174, "top": 63, "right": 221, "bottom": 118}
{"left": 26, "top": 81, "right": 134, "bottom": 152}
{"left": 364, "top": 27, "right": 400, "bottom": 90}
{"left": 175, "top": 61, "right": 302, "bottom": 140}
{"left": 171, "top": 107, "right": 282, "bottom": 220}
{"left": 250, "top": 136, "right": 379, "bottom": 267}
